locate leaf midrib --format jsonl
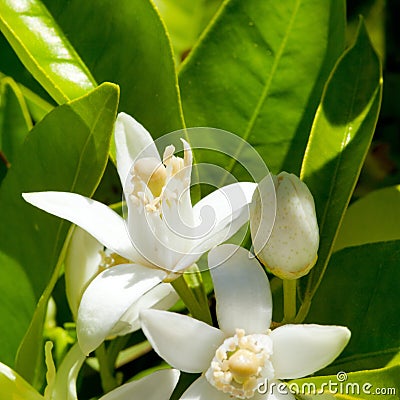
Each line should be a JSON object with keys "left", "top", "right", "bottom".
{"left": 222, "top": 0, "right": 302, "bottom": 183}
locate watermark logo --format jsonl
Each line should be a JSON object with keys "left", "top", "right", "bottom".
{"left": 256, "top": 371, "right": 397, "bottom": 396}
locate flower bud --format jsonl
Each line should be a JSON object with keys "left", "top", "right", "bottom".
{"left": 250, "top": 172, "right": 319, "bottom": 279}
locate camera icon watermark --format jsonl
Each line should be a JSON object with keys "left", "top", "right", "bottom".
{"left": 256, "top": 371, "right": 397, "bottom": 396}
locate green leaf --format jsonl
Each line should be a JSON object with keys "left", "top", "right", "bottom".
{"left": 334, "top": 185, "right": 400, "bottom": 251}
{"left": 305, "top": 241, "right": 400, "bottom": 373}
{"left": 298, "top": 21, "right": 383, "bottom": 319}
{"left": 0, "top": 71, "right": 54, "bottom": 124}
{"left": 294, "top": 365, "right": 399, "bottom": 400}
{"left": 0, "top": 257, "right": 36, "bottom": 369}
{"left": 153, "top": 0, "right": 223, "bottom": 63}
{"left": 0, "top": 0, "right": 97, "bottom": 104}
{"left": 14, "top": 231, "right": 73, "bottom": 390}
{"left": 0, "top": 362, "right": 43, "bottom": 400}
{"left": 42, "top": 0, "right": 185, "bottom": 137}
{"left": 179, "top": 0, "right": 346, "bottom": 175}
{"left": 0, "top": 76, "right": 32, "bottom": 182}
{"left": 0, "top": 83, "right": 119, "bottom": 382}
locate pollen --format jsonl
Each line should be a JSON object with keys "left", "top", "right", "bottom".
{"left": 205, "top": 329, "right": 274, "bottom": 399}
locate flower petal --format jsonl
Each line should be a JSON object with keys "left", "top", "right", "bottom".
{"left": 115, "top": 112, "right": 160, "bottom": 188}
{"left": 65, "top": 227, "right": 103, "bottom": 318}
{"left": 180, "top": 376, "right": 232, "bottom": 400}
{"left": 209, "top": 244, "right": 272, "bottom": 336}
{"left": 113, "top": 283, "right": 179, "bottom": 334}
{"left": 140, "top": 309, "right": 225, "bottom": 373}
{"left": 77, "top": 264, "right": 166, "bottom": 355}
{"left": 176, "top": 182, "right": 257, "bottom": 271}
{"left": 51, "top": 343, "right": 86, "bottom": 400}
{"left": 22, "top": 191, "right": 139, "bottom": 261}
{"left": 99, "top": 369, "right": 180, "bottom": 400}
{"left": 270, "top": 324, "right": 351, "bottom": 379}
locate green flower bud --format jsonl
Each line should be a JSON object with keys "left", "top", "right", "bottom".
{"left": 250, "top": 172, "right": 319, "bottom": 279}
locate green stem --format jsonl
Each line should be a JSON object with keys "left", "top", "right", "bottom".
{"left": 107, "top": 335, "right": 130, "bottom": 369}
{"left": 172, "top": 268, "right": 212, "bottom": 325}
{"left": 283, "top": 279, "right": 297, "bottom": 323}
{"left": 95, "top": 343, "right": 119, "bottom": 394}
{"left": 294, "top": 298, "right": 311, "bottom": 323}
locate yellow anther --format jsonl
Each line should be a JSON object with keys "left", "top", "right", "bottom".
{"left": 133, "top": 157, "right": 166, "bottom": 197}
{"left": 228, "top": 349, "right": 260, "bottom": 384}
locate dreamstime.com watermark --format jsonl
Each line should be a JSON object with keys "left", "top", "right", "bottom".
{"left": 257, "top": 372, "right": 397, "bottom": 396}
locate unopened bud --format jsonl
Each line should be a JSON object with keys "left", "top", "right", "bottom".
{"left": 250, "top": 172, "right": 319, "bottom": 279}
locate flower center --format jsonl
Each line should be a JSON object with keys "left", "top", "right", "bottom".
{"left": 206, "top": 329, "right": 274, "bottom": 399}
{"left": 133, "top": 157, "right": 166, "bottom": 197}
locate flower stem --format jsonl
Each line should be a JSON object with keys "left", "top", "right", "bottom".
{"left": 283, "top": 279, "right": 297, "bottom": 323}
{"left": 96, "top": 343, "right": 119, "bottom": 394}
{"left": 172, "top": 266, "right": 212, "bottom": 325}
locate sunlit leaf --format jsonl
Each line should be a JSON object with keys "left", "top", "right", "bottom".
{"left": 298, "top": 21, "right": 383, "bottom": 318}
{"left": 0, "top": 362, "right": 43, "bottom": 400}
{"left": 0, "top": 0, "right": 97, "bottom": 104}
{"left": 41, "top": 0, "right": 185, "bottom": 137}
{"left": 153, "top": 0, "right": 223, "bottom": 63}
{"left": 306, "top": 241, "right": 400, "bottom": 373}
{"left": 179, "top": 0, "right": 346, "bottom": 175}
{"left": 0, "top": 83, "right": 119, "bottom": 385}
{"left": 334, "top": 185, "right": 400, "bottom": 251}
{"left": 294, "top": 365, "right": 399, "bottom": 400}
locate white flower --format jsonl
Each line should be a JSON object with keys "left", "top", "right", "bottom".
{"left": 250, "top": 172, "right": 319, "bottom": 279}
{"left": 0, "top": 343, "right": 179, "bottom": 400}
{"left": 140, "top": 244, "right": 351, "bottom": 400}
{"left": 22, "top": 112, "right": 256, "bottom": 354}
{"left": 96, "top": 369, "right": 179, "bottom": 400}
{"left": 65, "top": 226, "right": 179, "bottom": 331}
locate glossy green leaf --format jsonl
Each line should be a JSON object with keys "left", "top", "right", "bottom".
{"left": 41, "top": 0, "right": 185, "bottom": 137}
{"left": 0, "top": 72, "right": 53, "bottom": 124}
{"left": 0, "top": 0, "right": 97, "bottom": 104}
{"left": 0, "top": 83, "right": 119, "bottom": 381}
{"left": 305, "top": 241, "right": 400, "bottom": 373}
{"left": 0, "top": 362, "right": 43, "bottom": 400}
{"left": 0, "top": 76, "right": 32, "bottom": 183}
{"left": 334, "top": 185, "right": 400, "bottom": 251}
{"left": 153, "top": 0, "right": 223, "bottom": 63}
{"left": 0, "top": 256, "right": 36, "bottom": 369}
{"left": 298, "top": 21, "right": 383, "bottom": 319}
{"left": 294, "top": 365, "right": 399, "bottom": 400}
{"left": 179, "top": 0, "right": 345, "bottom": 175}
{"left": 15, "top": 231, "right": 73, "bottom": 390}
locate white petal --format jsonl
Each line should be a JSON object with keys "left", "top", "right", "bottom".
{"left": 140, "top": 309, "right": 225, "bottom": 373}
{"left": 22, "top": 191, "right": 139, "bottom": 261}
{"left": 51, "top": 343, "right": 86, "bottom": 400}
{"left": 175, "top": 182, "right": 257, "bottom": 271}
{"left": 270, "top": 324, "right": 351, "bottom": 379}
{"left": 113, "top": 283, "right": 179, "bottom": 334}
{"left": 192, "top": 182, "right": 256, "bottom": 236}
{"left": 99, "top": 369, "right": 180, "bottom": 400}
{"left": 180, "top": 376, "right": 232, "bottom": 400}
{"left": 77, "top": 264, "right": 166, "bottom": 355}
{"left": 209, "top": 245, "right": 272, "bottom": 336}
{"left": 126, "top": 194, "right": 188, "bottom": 271}
{"left": 65, "top": 227, "right": 103, "bottom": 318}
{"left": 115, "top": 112, "right": 160, "bottom": 188}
